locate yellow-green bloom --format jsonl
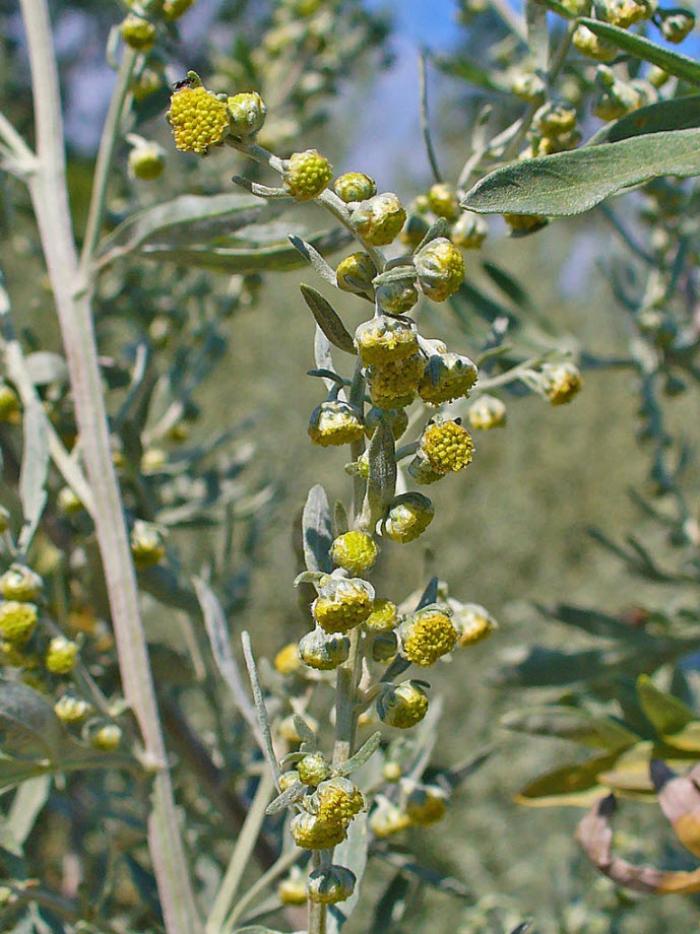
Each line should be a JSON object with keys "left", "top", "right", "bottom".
{"left": 0, "top": 383, "right": 20, "bottom": 423}
{"left": 130, "top": 520, "right": 166, "bottom": 567}
{"left": 468, "top": 394, "right": 507, "bottom": 430}
{"left": 414, "top": 237, "right": 465, "bottom": 301}
{"left": 418, "top": 352, "right": 478, "bottom": 406}
{"left": 298, "top": 752, "right": 332, "bottom": 786}
{"left": 278, "top": 871, "right": 308, "bottom": 906}
{"left": 284, "top": 149, "right": 333, "bottom": 201}
{"left": 503, "top": 212, "right": 548, "bottom": 235}
{"left": 312, "top": 578, "right": 374, "bottom": 633}
{"left": 365, "top": 598, "right": 398, "bottom": 632}
{"left": 128, "top": 142, "right": 165, "bottom": 180}
{"left": 163, "top": 0, "right": 196, "bottom": 18}
{"left": 542, "top": 361, "right": 582, "bottom": 405}
{"left": 308, "top": 400, "right": 364, "bottom": 447}
{"left": 45, "top": 636, "right": 79, "bottom": 675}
{"left": 452, "top": 602, "right": 497, "bottom": 647}
{"left": 427, "top": 182, "right": 460, "bottom": 221}
{"left": 167, "top": 83, "right": 229, "bottom": 155}
{"left": 54, "top": 694, "right": 91, "bottom": 723}
{"left": 90, "top": 724, "right": 122, "bottom": 751}
{"left": 273, "top": 641, "right": 302, "bottom": 676}
{"left": 290, "top": 811, "right": 347, "bottom": 850}
{"left": 330, "top": 530, "right": 378, "bottom": 575}
{"left": 279, "top": 769, "right": 301, "bottom": 792}
{"left": 405, "top": 784, "right": 448, "bottom": 825}
{"left": 120, "top": 15, "right": 157, "bottom": 51}
{"left": 400, "top": 605, "right": 457, "bottom": 667}
{"left": 313, "top": 777, "right": 364, "bottom": 826}
{"left": 351, "top": 193, "right": 407, "bottom": 246}
{"left": 354, "top": 317, "right": 418, "bottom": 367}
{"left": 451, "top": 212, "right": 488, "bottom": 250}
{"left": 0, "top": 565, "right": 42, "bottom": 603}
{"left": 227, "top": 91, "right": 267, "bottom": 137}
{"left": 416, "top": 418, "right": 474, "bottom": 476}
{"left": 369, "top": 800, "right": 412, "bottom": 836}
{"left": 572, "top": 24, "right": 617, "bottom": 62}
{"left": 0, "top": 601, "right": 37, "bottom": 644}
{"left": 333, "top": 172, "right": 376, "bottom": 203}
{"left": 377, "top": 680, "right": 429, "bottom": 728}
{"left": 307, "top": 866, "right": 356, "bottom": 905}
{"left": 533, "top": 101, "right": 577, "bottom": 138}
{"left": 336, "top": 252, "right": 376, "bottom": 294}
{"left": 298, "top": 627, "right": 350, "bottom": 670}
{"left": 383, "top": 493, "right": 434, "bottom": 543}
{"left": 375, "top": 278, "right": 419, "bottom": 315}
{"left": 367, "top": 352, "right": 424, "bottom": 409}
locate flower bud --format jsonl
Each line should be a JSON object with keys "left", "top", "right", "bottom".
{"left": 131, "top": 66, "right": 164, "bottom": 101}
{"left": 0, "top": 601, "right": 37, "bottom": 644}
{"left": 330, "top": 530, "right": 378, "bottom": 575}
{"left": 405, "top": 784, "right": 448, "bottom": 825}
{"left": 354, "top": 317, "right": 418, "bottom": 367}
{"left": 572, "top": 24, "right": 617, "bottom": 61}
{"left": 414, "top": 238, "right": 465, "bottom": 301}
{"left": 600, "top": 0, "right": 655, "bottom": 26}
{"left": 274, "top": 641, "right": 302, "bottom": 676}
{"left": 648, "top": 65, "right": 670, "bottom": 89}
{"left": 418, "top": 352, "right": 478, "bottom": 406}
{"left": 298, "top": 752, "right": 332, "bottom": 786}
{"left": 400, "top": 604, "right": 457, "bottom": 667}
{"left": 336, "top": 252, "right": 376, "bottom": 294}
{"left": 312, "top": 777, "right": 364, "bottom": 825}
{"left": 128, "top": 142, "right": 166, "bottom": 180}
{"left": 375, "top": 278, "right": 419, "bottom": 315}
{"left": 377, "top": 680, "right": 429, "bottom": 728}
{"left": 0, "top": 383, "right": 20, "bottom": 423}
{"left": 58, "top": 486, "right": 83, "bottom": 516}
{"left": 452, "top": 602, "right": 497, "bottom": 647}
{"left": 593, "top": 68, "right": 643, "bottom": 121}
{"left": 308, "top": 400, "right": 364, "bottom": 447}
{"left": 278, "top": 870, "right": 308, "bottom": 906}
{"left": 370, "top": 800, "right": 412, "bottom": 836}
{"left": 54, "top": 694, "right": 91, "bottom": 723}
{"left": 227, "top": 91, "right": 267, "bottom": 137}
{"left": 451, "top": 212, "right": 488, "bottom": 250}
{"left": 383, "top": 493, "right": 434, "bottom": 543}
{"left": 365, "top": 598, "right": 398, "bottom": 632}
{"left": 541, "top": 361, "right": 582, "bottom": 405}
{"left": 45, "top": 636, "right": 79, "bottom": 675}
{"left": 298, "top": 627, "right": 350, "bottom": 669}
{"left": 510, "top": 72, "right": 546, "bottom": 103}
{"left": 0, "top": 565, "right": 42, "bottom": 603}
{"left": 290, "top": 811, "right": 346, "bottom": 849}
{"left": 279, "top": 769, "right": 301, "bottom": 792}
{"left": 333, "top": 172, "right": 377, "bottom": 203}
{"left": 372, "top": 629, "right": 398, "bottom": 662}
{"left": 412, "top": 417, "right": 474, "bottom": 479}
{"left": 312, "top": 578, "right": 374, "bottom": 633}
{"left": 167, "top": 81, "right": 229, "bottom": 155}
{"left": 383, "top": 761, "right": 402, "bottom": 782}
{"left": 503, "top": 213, "right": 548, "bottom": 235}
{"left": 307, "top": 865, "right": 356, "bottom": 905}
{"left": 533, "top": 130, "right": 581, "bottom": 156}
{"left": 533, "top": 101, "right": 577, "bottom": 138}
{"left": 367, "top": 352, "right": 424, "bottom": 409}
{"left": 468, "top": 394, "right": 506, "bottom": 430}
{"left": 364, "top": 406, "right": 408, "bottom": 440}
{"left": 130, "top": 520, "right": 166, "bottom": 567}
{"left": 351, "top": 193, "right": 407, "bottom": 246}
{"left": 141, "top": 447, "right": 167, "bottom": 474}
{"left": 90, "top": 724, "right": 122, "bottom": 751}
{"left": 427, "top": 183, "right": 460, "bottom": 221}
{"left": 284, "top": 149, "right": 333, "bottom": 201}
{"left": 120, "top": 15, "right": 157, "bottom": 51}
{"left": 659, "top": 9, "right": 695, "bottom": 42}
{"left": 162, "top": 0, "right": 195, "bottom": 18}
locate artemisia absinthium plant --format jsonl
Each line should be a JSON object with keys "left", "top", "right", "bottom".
{"left": 166, "top": 53, "right": 581, "bottom": 926}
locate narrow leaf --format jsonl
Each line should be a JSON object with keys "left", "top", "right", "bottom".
{"left": 367, "top": 420, "right": 396, "bottom": 522}
{"left": 336, "top": 731, "right": 381, "bottom": 776}
{"left": 637, "top": 674, "right": 694, "bottom": 737}
{"left": 289, "top": 236, "right": 338, "bottom": 284}
{"left": 0, "top": 680, "right": 64, "bottom": 761}
{"left": 300, "top": 284, "right": 356, "bottom": 355}
{"left": 302, "top": 484, "right": 333, "bottom": 573}
{"left": 265, "top": 781, "right": 306, "bottom": 815}
{"left": 588, "top": 95, "right": 700, "bottom": 145}
{"left": 18, "top": 397, "right": 48, "bottom": 552}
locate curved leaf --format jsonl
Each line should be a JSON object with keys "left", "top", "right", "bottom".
{"left": 462, "top": 128, "right": 700, "bottom": 216}
{"left": 588, "top": 95, "right": 700, "bottom": 145}
{"left": 578, "top": 18, "right": 700, "bottom": 86}
{"left": 502, "top": 706, "right": 638, "bottom": 751}
{"left": 637, "top": 674, "right": 694, "bottom": 737}
{"left": 0, "top": 680, "right": 64, "bottom": 761}
{"left": 302, "top": 484, "right": 333, "bottom": 573}
{"left": 300, "top": 284, "right": 356, "bottom": 355}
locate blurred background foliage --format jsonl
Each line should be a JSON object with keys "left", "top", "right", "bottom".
{"left": 1, "top": 0, "right": 700, "bottom": 932}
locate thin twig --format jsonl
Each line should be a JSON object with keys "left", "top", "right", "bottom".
{"left": 242, "top": 630, "right": 281, "bottom": 784}
{"left": 419, "top": 51, "right": 442, "bottom": 185}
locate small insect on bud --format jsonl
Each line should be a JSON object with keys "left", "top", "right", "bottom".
{"left": 307, "top": 866, "right": 356, "bottom": 905}
{"left": 283, "top": 149, "right": 333, "bottom": 201}
{"left": 468, "top": 394, "right": 507, "bottom": 430}
{"left": 335, "top": 252, "right": 377, "bottom": 294}
{"left": 383, "top": 492, "right": 434, "bottom": 543}
{"left": 57, "top": 486, "right": 83, "bottom": 516}
{"left": 279, "top": 769, "right": 301, "bottom": 792}
{"left": 452, "top": 602, "right": 497, "bottom": 647}
{"left": 377, "top": 680, "right": 429, "bottom": 728}
{"left": 414, "top": 238, "right": 465, "bottom": 301}
{"left": 658, "top": 9, "right": 695, "bottom": 42}
{"left": 54, "top": 694, "right": 91, "bottom": 723}
{"left": 330, "top": 531, "right": 378, "bottom": 575}
{"left": 375, "top": 278, "right": 419, "bottom": 315}
{"left": 367, "top": 352, "right": 425, "bottom": 410}
{"left": 572, "top": 24, "right": 617, "bottom": 62}
{"left": 278, "top": 869, "right": 308, "bottom": 906}
{"left": 365, "top": 598, "right": 399, "bottom": 632}
{"left": 510, "top": 72, "right": 546, "bottom": 103}
{"left": 298, "top": 627, "right": 350, "bottom": 670}
{"left": 0, "top": 601, "right": 37, "bottom": 644}
{"left": 120, "top": 15, "right": 157, "bottom": 51}
{"left": 298, "top": 752, "right": 332, "bottom": 786}
{"left": 308, "top": 400, "right": 364, "bottom": 447}
{"left": 541, "top": 361, "right": 582, "bottom": 405}
{"left": 451, "top": 211, "right": 488, "bottom": 250}
{"left": 167, "top": 78, "right": 230, "bottom": 155}
{"left": 354, "top": 317, "right": 418, "bottom": 367}
{"left": 372, "top": 630, "right": 398, "bottom": 662}
{"left": 405, "top": 784, "right": 449, "bottom": 825}
{"left": 90, "top": 724, "right": 122, "bottom": 752}
{"left": 400, "top": 604, "right": 457, "bottom": 667}
{"left": 410, "top": 417, "right": 474, "bottom": 482}
{"left": 227, "top": 91, "right": 267, "bottom": 137}
{"left": 533, "top": 101, "right": 577, "bottom": 139}
{"left": 503, "top": 213, "right": 548, "bottom": 235}
{"left": 427, "top": 183, "right": 460, "bottom": 221}
{"left": 399, "top": 212, "right": 431, "bottom": 248}
{"left": 351, "top": 193, "right": 407, "bottom": 246}
{"left": 365, "top": 406, "right": 408, "bottom": 440}
{"left": 290, "top": 811, "right": 347, "bottom": 850}
{"left": 418, "top": 352, "right": 478, "bottom": 406}
{"left": 130, "top": 520, "right": 166, "bottom": 567}
{"left": 333, "top": 172, "right": 377, "bottom": 203}
{"left": 128, "top": 141, "right": 166, "bottom": 180}
{"left": 0, "top": 565, "right": 42, "bottom": 603}
{"left": 312, "top": 578, "right": 375, "bottom": 634}
{"left": 45, "top": 636, "right": 79, "bottom": 675}
{"left": 273, "top": 641, "right": 302, "bottom": 676}
{"left": 0, "top": 382, "right": 20, "bottom": 423}
{"left": 162, "top": 0, "right": 196, "bottom": 19}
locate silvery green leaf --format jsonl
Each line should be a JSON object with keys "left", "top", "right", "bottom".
{"left": 17, "top": 397, "right": 48, "bottom": 552}
{"left": 416, "top": 577, "right": 439, "bottom": 610}
{"left": 334, "top": 500, "right": 349, "bottom": 537}
{"left": 327, "top": 813, "right": 368, "bottom": 934}
{"left": 300, "top": 284, "right": 356, "bottom": 355}
{"left": 367, "top": 420, "right": 396, "bottom": 523}
{"left": 462, "top": 129, "right": 700, "bottom": 217}
{"left": 289, "top": 235, "right": 338, "bottom": 285}
{"left": 0, "top": 680, "right": 64, "bottom": 761}
{"left": 23, "top": 352, "right": 68, "bottom": 387}
{"left": 265, "top": 781, "right": 305, "bottom": 815}
{"left": 6, "top": 775, "right": 50, "bottom": 846}
{"left": 293, "top": 569, "right": 325, "bottom": 588}
{"left": 588, "top": 95, "right": 700, "bottom": 145}
{"left": 302, "top": 484, "right": 333, "bottom": 573}
{"left": 233, "top": 927, "right": 299, "bottom": 933}
{"left": 336, "top": 731, "right": 381, "bottom": 777}
{"left": 231, "top": 175, "right": 290, "bottom": 199}
{"left": 578, "top": 18, "right": 700, "bottom": 86}
{"left": 413, "top": 218, "right": 449, "bottom": 254}
{"left": 292, "top": 714, "right": 317, "bottom": 746}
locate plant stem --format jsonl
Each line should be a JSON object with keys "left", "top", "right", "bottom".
{"left": 418, "top": 51, "right": 442, "bottom": 185}
{"left": 18, "top": 2, "right": 201, "bottom": 931}
{"left": 80, "top": 47, "right": 138, "bottom": 272}
{"left": 224, "top": 846, "right": 303, "bottom": 932}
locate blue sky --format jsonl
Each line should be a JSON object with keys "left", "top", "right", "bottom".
{"left": 367, "top": 0, "right": 460, "bottom": 45}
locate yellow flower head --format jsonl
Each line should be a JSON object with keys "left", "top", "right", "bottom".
{"left": 336, "top": 252, "right": 377, "bottom": 294}
{"left": 451, "top": 211, "right": 488, "bottom": 250}
{"left": 0, "top": 565, "right": 42, "bottom": 603}
{"left": 334, "top": 172, "right": 377, "bottom": 203}
{"left": 377, "top": 680, "right": 429, "bottom": 728}
{"left": 227, "top": 91, "right": 267, "bottom": 137}
{"left": 290, "top": 811, "right": 347, "bottom": 850}
{"left": 298, "top": 628, "right": 350, "bottom": 670}
{"left": 90, "top": 724, "right": 122, "bottom": 751}
{"left": 533, "top": 101, "right": 578, "bottom": 138}
{"left": 54, "top": 695, "right": 91, "bottom": 723}
{"left": 330, "top": 530, "right": 378, "bottom": 575}
{"left": 351, "top": 193, "right": 407, "bottom": 246}
{"left": 313, "top": 777, "right": 364, "bottom": 826}
{"left": 308, "top": 400, "right": 364, "bottom": 447}
{"left": 0, "top": 601, "right": 38, "bottom": 644}
{"left": 298, "top": 752, "right": 332, "bottom": 787}
{"left": 419, "top": 418, "right": 474, "bottom": 475}
{"left": 383, "top": 493, "right": 434, "bottom": 544}
{"left": 365, "top": 598, "right": 398, "bottom": 632}
{"left": 274, "top": 642, "right": 302, "bottom": 676}
{"left": 542, "top": 361, "right": 582, "bottom": 405}
{"left": 354, "top": 317, "right": 418, "bottom": 367}
{"left": 167, "top": 83, "right": 229, "bottom": 155}
{"left": 367, "top": 352, "right": 425, "bottom": 409}
{"left": 130, "top": 520, "right": 166, "bottom": 567}
{"left": 369, "top": 801, "right": 412, "bottom": 837}
{"left": 405, "top": 784, "right": 448, "bottom": 825}
{"left": 452, "top": 602, "right": 497, "bottom": 647}
{"left": 572, "top": 24, "right": 617, "bottom": 62}
{"left": 278, "top": 871, "right": 308, "bottom": 906}
{"left": 120, "top": 15, "right": 157, "bottom": 51}
{"left": 312, "top": 578, "right": 374, "bottom": 633}
{"left": 427, "top": 183, "right": 460, "bottom": 221}
{"left": 307, "top": 866, "right": 356, "bottom": 905}
{"left": 414, "top": 237, "right": 465, "bottom": 301}
{"left": 45, "top": 636, "right": 79, "bottom": 675}
{"left": 418, "top": 352, "right": 478, "bottom": 406}
{"left": 468, "top": 394, "right": 507, "bottom": 430}
{"left": 284, "top": 149, "right": 333, "bottom": 201}
{"left": 400, "top": 605, "right": 457, "bottom": 667}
